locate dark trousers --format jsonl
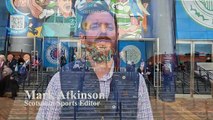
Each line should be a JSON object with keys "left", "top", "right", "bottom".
{"left": 0, "top": 79, "right": 6, "bottom": 96}
{"left": 0, "top": 76, "right": 19, "bottom": 97}
{"left": 10, "top": 79, "right": 19, "bottom": 97}
{"left": 163, "top": 75, "right": 173, "bottom": 92}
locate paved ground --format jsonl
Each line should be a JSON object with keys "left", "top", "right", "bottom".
{"left": 1, "top": 96, "right": 213, "bottom": 120}
{"left": 0, "top": 97, "right": 14, "bottom": 120}
{"left": 151, "top": 98, "right": 213, "bottom": 120}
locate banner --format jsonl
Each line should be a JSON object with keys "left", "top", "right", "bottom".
{"left": 119, "top": 41, "right": 146, "bottom": 68}
{"left": 43, "top": 38, "right": 70, "bottom": 68}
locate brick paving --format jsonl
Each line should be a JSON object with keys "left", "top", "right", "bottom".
{"left": 0, "top": 97, "right": 14, "bottom": 120}
{"left": 151, "top": 98, "right": 213, "bottom": 120}
{"left": 1, "top": 96, "right": 213, "bottom": 120}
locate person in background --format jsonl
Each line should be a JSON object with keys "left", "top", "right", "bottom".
{"left": 23, "top": 54, "right": 30, "bottom": 70}
{"left": 60, "top": 54, "right": 67, "bottom": 68}
{"left": 126, "top": 61, "right": 132, "bottom": 72}
{"left": 0, "top": 54, "right": 18, "bottom": 100}
{"left": 6, "top": 54, "right": 17, "bottom": 72}
{"left": 18, "top": 54, "right": 30, "bottom": 84}
{"left": 131, "top": 61, "right": 135, "bottom": 72}
{"left": 162, "top": 60, "right": 173, "bottom": 92}
{"left": 206, "top": 56, "right": 212, "bottom": 62}
{"left": 17, "top": 55, "right": 25, "bottom": 66}
{"left": 0, "top": 65, "right": 13, "bottom": 97}
{"left": 137, "top": 61, "right": 145, "bottom": 74}
{"left": 178, "top": 61, "right": 185, "bottom": 71}
{"left": 2, "top": 65, "right": 18, "bottom": 100}
{"left": 0, "top": 54, "right": 6, "bottom": 96}
{"left": 146, "top": 61, "right": 154, "bottom": 83}
{"left": 0, "top": 55, "right": 6, "bottom": 80}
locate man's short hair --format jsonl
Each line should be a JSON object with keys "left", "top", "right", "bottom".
{"left": 8, "top": 54, "right": 14, "bottom": 57}
{"left": 76, "top": 1, "right": 118, "bottom": 35}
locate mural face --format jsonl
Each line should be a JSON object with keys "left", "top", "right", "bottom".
{"left": 13, "top": 0, "right": 28, "bottom": 8}
{"left": 13, "top": 0, "right": 54, "bottom": 19}
{"left": 57, "top": 0, "right": 74, "bottom": 18}
{"left": 110, "top": 0, "right": 150, "bottom": 39}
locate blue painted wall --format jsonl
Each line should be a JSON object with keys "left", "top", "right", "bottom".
{"left": 176, "top": 0, "right": 213, "bottom": 40}
{"left": 0, "top": 2, "right": 9, "bottom": 37}
{"left": 0, "top": 2, "right": 9, "bottom": 52}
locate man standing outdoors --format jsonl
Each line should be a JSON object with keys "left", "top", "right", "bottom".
{"left": 6, "top": 54, "right": 17, "bottom": 72}
{"left": 36, "top": 1, "right": 153, "bottom": 120}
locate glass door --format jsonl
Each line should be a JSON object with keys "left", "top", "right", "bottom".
{"left": 194, "top": 43, "right": 212, "bottom": 94}
{"left": 176, "top": 42, "right": 191, "bottom": 94}
{"left": 59, "top": 39, "right": 80, "bottom": 70}
{"left": 176, "top": 41, "right": 213, "bottom": 97}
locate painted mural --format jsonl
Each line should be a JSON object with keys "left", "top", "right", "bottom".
{"left": 6, "top": 0, "right": 76, "bottom": 37}
{"left": 181, "top": 0, "right": 213, "bottom": 29}
{"left": 110, "top": 0, "right": 150, "bottom": 39}
{"left": 6, "top": 0, "right": 152, "bottom": 67}
{"left": 176, "top": 0, "right": 213, "bottom": 39}
{"left": 6, "top": 0, "right": 151, "bottom": 38}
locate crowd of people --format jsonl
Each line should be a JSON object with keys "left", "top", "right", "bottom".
{"left": 0, "top": 53, "right": 30, "bottom": 100}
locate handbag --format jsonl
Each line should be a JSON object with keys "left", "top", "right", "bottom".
{"left": 2, "top": 65, "right": 13, "bottom": 78}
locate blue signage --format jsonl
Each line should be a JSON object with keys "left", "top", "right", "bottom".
{"left": 118, "top": 41, "right": 146, "bottom": 68}
{"left": 176, "top": 0, "right": 213, "bottom": 39}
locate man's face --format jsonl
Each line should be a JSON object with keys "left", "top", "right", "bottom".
{"left": 23, "top": 54, "right": 30, "bottom": 62}
{"left": 7, "top": 54, "right": 13, "bottom": 61}
{"left": 83, "top": 11, "right": 117, "bottom": 60}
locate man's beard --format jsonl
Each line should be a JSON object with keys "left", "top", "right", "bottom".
{"left": 88, "top": 46, "right": 113, "bottom": 63}
{"left": 84, "top": 37, "right": 114, "bottom": 63}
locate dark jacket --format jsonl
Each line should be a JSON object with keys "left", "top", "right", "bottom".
{"left": 6, "top": 59, "right": 17, "bottom": 72}
{"left": 0, "top": 62, "right": 5, "bottom": 80}
{"left": 59, "top": 62, "right": 139, "bottom": 119}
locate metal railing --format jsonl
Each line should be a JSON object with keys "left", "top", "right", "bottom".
{"left": 24, "top": 72, "right": 54, "bottom": 100}
{"left": 195, "top": 66, "right": 212, "bottom": 92}
{"left": 175, "top": 71, "right": 200, "bottom": 94}
{"left": 142, "top": 73, "right": 157, "bottom": 97}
